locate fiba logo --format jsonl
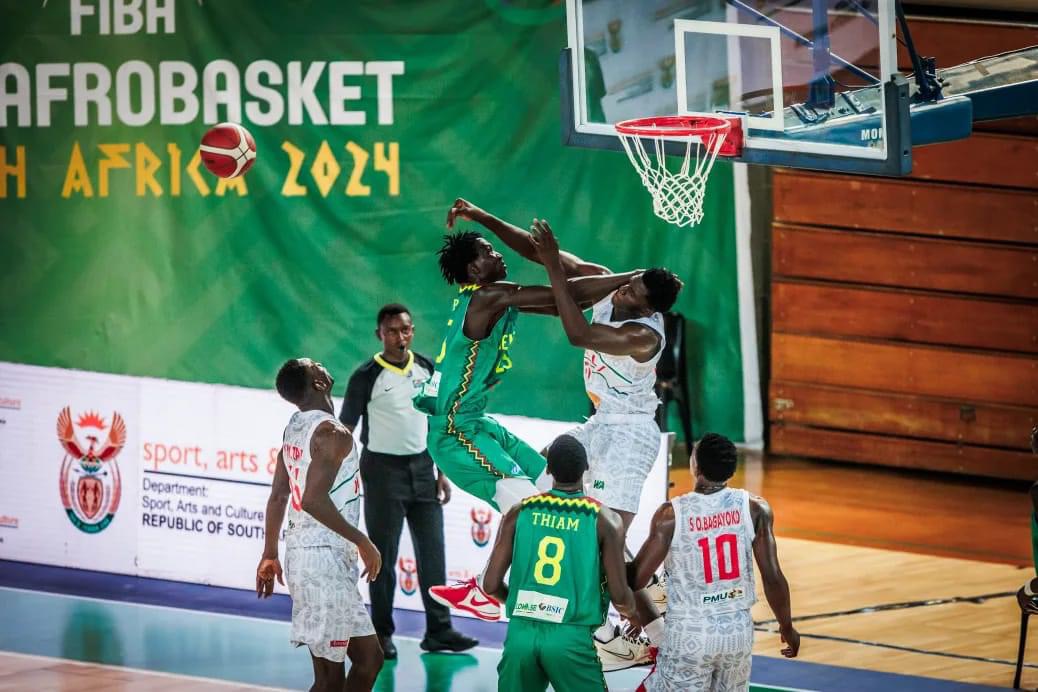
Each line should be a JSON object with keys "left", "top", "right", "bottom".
{"left": 57, "top": 407, "right": 126, "bottom": 534}
{"left": 471, "top": 507, "right": 493, "bottom": 547}
{"left": 398, "top": 557, "right": 418, "bottom": 595}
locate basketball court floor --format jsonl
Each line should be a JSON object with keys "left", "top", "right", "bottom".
{"left": 0, "top": 452, "right": 1031, "bottom": 691}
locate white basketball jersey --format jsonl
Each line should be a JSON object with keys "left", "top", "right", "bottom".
{"left": 583, "top": 292, "right": 665, "bottom": 415}
{"left": 281, "top": 409, "right": 362, "bottom": 551}
{"left": 666, "top": 488, "right": 757, "bottom": 617}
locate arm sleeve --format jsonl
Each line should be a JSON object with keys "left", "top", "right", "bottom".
{"left": 339, "top": 367, "right": 370, "bottom": 428}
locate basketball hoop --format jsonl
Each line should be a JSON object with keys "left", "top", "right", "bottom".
{"left": 615, "top": 114, "right": 742, "bottom": 228}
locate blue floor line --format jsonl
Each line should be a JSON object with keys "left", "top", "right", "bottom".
{"left": 0, "top": 558, "right": 506, "bottom": 646}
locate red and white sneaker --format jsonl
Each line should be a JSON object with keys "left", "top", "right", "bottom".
{"left": 428, "top": 578, "right": 501, "bottom": 621}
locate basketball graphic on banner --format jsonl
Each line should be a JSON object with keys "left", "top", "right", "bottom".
{"left": 56, "top": 407, "right": 125, "bottom": 534}
{"left": 199, "top": 122, "right": 257, "bottom": 178}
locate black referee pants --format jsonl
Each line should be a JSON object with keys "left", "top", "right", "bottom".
{"left": 360, "top": 448, "right": 451, "bottom": 638}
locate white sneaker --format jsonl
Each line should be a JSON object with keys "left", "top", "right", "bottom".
{"left": 594, "top": 624, "right": 654, "bottom": 671}
{"left": 646, "top": 572, "right": 667, "bottom": 615}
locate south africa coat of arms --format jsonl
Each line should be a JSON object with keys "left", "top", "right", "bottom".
{"left": 57, "top": 407, "right": 126, "bottom": 534}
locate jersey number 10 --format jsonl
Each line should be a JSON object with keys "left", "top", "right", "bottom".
{"left": 697, "top": 533, "right": 741, "bottom": 584}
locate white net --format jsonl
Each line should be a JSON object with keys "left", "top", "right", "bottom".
{"left": 617, "top": 125, "right": 729, "bottom": 228}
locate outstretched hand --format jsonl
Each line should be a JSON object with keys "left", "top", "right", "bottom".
{"left": 446, "top": 198, "right": 482, "bottom": 228}
{"left": 529, "top": 219, "right": 561, "bottom": 266}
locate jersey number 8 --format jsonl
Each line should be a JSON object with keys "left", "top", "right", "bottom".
{"left": 534, "top": 535, "right": 565, "bottom": 586}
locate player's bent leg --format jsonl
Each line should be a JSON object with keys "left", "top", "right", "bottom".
{"left": 309, "top": 654, "right": 345, "bottom": 692}
{"left": 427, "top": 417, "right": 540, "bottom": 622}
{"left": 539, "top": 624, "right": 608, "bottom": 692}
{"left": 497, "top": 619, "right": 550, "bottom": 692}
{"left": 344, "top": 634, "right": 384, "bottom": 692}
{"left": 492, "top": 477, "right": 539, "bottom": 514}
{"left": 487, "top": 415, "right": 547, "bottom": 482}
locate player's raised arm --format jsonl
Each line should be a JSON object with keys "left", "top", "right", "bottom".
{"left": 472, "top": 270, "right": 638, "bottom": 316}
{"left": 301, "top": 421, "right": 382, "bottom": 582}
{"left": 447, "top": 198, "right": 610, "bottom": 277}
{"left": 531, "top": 219, "right": 660, "bottom": 359}
{"left": 256, "top": 449, "right": 290, "bottom": 598}
{"left": 751, "top": 496, "right": 800, "bottom": 658}
{"left": 482, "top": 504, "right": 521, "bottom": 603}
{"left": 598, "top": 506, "right": 637, "bottom": 623}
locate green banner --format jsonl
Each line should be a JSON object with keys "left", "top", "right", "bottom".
{"left": 0, "top": 1, "right": 746, "bottom": 441}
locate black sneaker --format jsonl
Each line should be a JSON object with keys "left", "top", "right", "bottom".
{"left": 420, "top": 629, "right": 479, "bottom": 653}
{"left": 379, "top": 635, "right": 398, "bottom": 660}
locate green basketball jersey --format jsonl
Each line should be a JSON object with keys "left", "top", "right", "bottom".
{"left": 414, "top": 284, "right": 518, "bottom": 419}
{"left": 506, "top": 489, "right": 608, "bottom": 627}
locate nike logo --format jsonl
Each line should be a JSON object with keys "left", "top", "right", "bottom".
{"left": 609, "top": 650, "right": 636, "bottom": 660}
{"left": 464, "top": 592, "right": 496, "bottom": 608}
{"left": 383, "top": 386, "right": 393, "bottom": 392}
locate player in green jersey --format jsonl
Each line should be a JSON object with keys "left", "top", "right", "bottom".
{"left": 421, "top": 200, "right": 637, "bottom": 621}
{"left": 483, "top": 434, "right": 637, "bottom": 692}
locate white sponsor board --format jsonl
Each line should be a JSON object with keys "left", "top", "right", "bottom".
{"left": 0, "top": 361, "right": 669, "bottom": 616}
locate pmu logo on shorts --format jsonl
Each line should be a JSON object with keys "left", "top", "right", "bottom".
{"left": 701, "top": 587, "right": 745, "bottom": 606}
{"left": 57, "top": 407, "right": 125, "bottom": 534}
{"left": 398, "top": 557, "right": 418, "bottom": 595}
{"left": 470, "top": 507, "right": 493, "bottom": 547}
{"left": 593, "top": 480, "right": 605, "bottom": 490}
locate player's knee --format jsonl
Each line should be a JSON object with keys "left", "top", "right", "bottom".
{"left": 351, "top": 654, "right": 383, "bottom": 685}
{"left": 347, "top": 642, "right": 383, "bottom": 684}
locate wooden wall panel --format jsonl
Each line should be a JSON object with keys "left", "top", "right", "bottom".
{"left": 771, "top": 333, "right": 1038, "bottom": 407}
{"left": 770, "top": 424, "right": 1037, "bottom": 481}
{"left": 766, "top": 17, "right": 1037, "bottom": 480}
{"left": 910, "top": 134, "right": 1038, "bottom": 189}
{"left": 772, "top": 172, "right": 1038, "bottom": 243}
{"left": 771, "top": 281, "right": 1038, "bottom": 353}
{"left": 769, "top": 381, "right": 1036, "bottom": 449}
{"left": 975, "top": 116, "right": 1038, "bottom": 138}
{"left": 896, "top": 18, "right": 1038, "bottom": 71}
{"left": 773, "top": 225, "right": 1038, "bottom": 298}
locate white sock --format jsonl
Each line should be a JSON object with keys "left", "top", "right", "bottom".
{"left": 1026, "top": 581, "right": 1036, "bottom": 597}
{"left": 644, "top": 617, "right": 665, "bottom": 646}
{"left": 595, "top": 621, "right": 615, "bottom": 641}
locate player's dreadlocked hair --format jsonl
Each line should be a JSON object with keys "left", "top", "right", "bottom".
{"left": 437, "top": 231, "right": 483, "bottom": 285}
{"left": 643, "top": 268, "right": 684, "bottom": 313}
{"left": 275, "top": 358, "right": 309, "bottom": 405}
{"left": 694, "top": 432, "right": 738, "bottom": 482}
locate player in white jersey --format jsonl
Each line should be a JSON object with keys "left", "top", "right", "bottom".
{"left": 529, "top": 220, "right": 682, "bottom": 667}
{"left": 630, "top": 433, "right": 800, "bottom": 691}
{"left": 256, "top": 358, "right": 384, "bottom": 692}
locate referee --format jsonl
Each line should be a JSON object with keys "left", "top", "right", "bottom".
{"left": 340, "top": 303, "right": 478, "bottom": 659}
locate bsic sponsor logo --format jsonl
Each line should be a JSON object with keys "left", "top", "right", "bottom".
{"left": 512, "top": 589, "right": 569, "bottom": 623}
{"left": 57, "top": 407, "right": 126, "bottom": 534}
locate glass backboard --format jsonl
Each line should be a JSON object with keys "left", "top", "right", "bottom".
{"left": 564, "top": 0, "right": 910, "bottom": 174}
